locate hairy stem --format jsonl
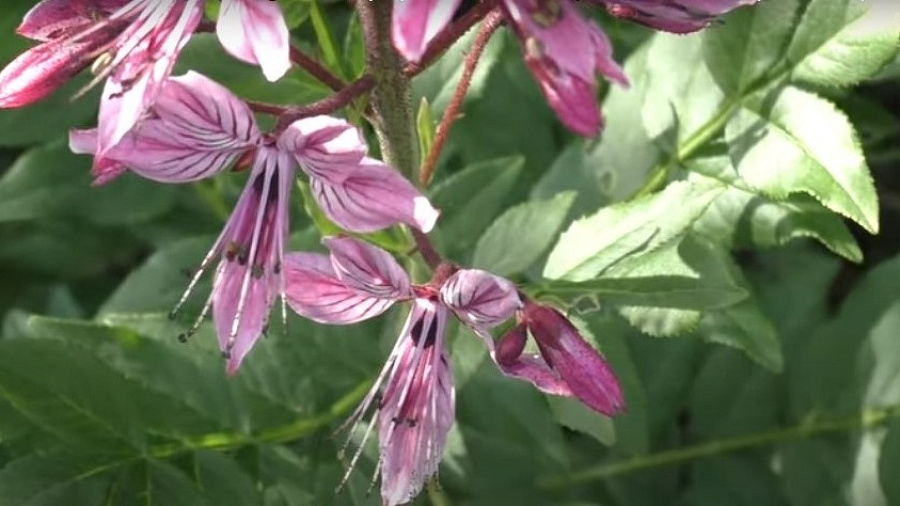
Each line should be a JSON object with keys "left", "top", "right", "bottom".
{"left": 539, "top": 403, "right": 900, "bottom": 488}
{"left": 273, "top": 75, "right": 375, "bottom": 133}
{"left": 420, "top": 10, "right": 503, "bottom": 186}
{"left": 290, "top": 45, "right": 346, "bottom": 91}
{"left": 356, "top": 0, "right": 418, "bottom": 179}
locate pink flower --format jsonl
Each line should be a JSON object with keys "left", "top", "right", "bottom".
{"left": 392, "top": 0, "right": 462, "bottom": 62}
{"left": 69, "top": 72, "right": 438, "bottom": 371}
{"left": 284, "top": 237, "right": 624, "bottom": 500}
{"left": 502, "top": 0, "right": 627, "bottom": 136}
{"left": 0, "top": 0, "right": 290, "bottom": 165}
{"left": 187, "top": 146, "right": 294, "bottom": 373}
{"left": 284, "top": 237, "right": 520, "bottom": 505}
{"left": 70, "top": 71, "right": 259, "bottom": 184}
{"left": 387, "top": 0, "right": 753, "bottom": 136}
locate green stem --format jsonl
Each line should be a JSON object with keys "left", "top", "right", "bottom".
{"left": 632, "top": 98, "right": 740, "bottom": 199}
{"left": 539, "top": 403, "right": 900, "bottom": 489}
{"left": 150, "top": 379, "right": 370, "bottom": 459}
{"left": 356, "top": 0, "right": 418, "bottom": 179}
{"left": 427, "top": 478, "right": 453, "bottom": 506}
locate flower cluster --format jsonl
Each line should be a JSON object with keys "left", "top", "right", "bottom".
{"left": 393, "top": 0, "right": 756, "bottom": 135}
{"left": 0, "top": 0, "right": 757, "bottom": 504}
{"left": 284, "top": 236, "right": 623, "bottom": 503}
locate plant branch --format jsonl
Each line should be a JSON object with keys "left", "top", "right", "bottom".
{"left": 412, "top": 229, "right": 443, "bottom": 270}
{"left": 290, "top": 45, "right": 346, "bottom": 91}
{"left": 420, "top": 10, "right": 503, "bottom": 186}
{"left": 356, "top": 0, "right": 418, "bottom": 179}
{"left": 273, "top": 75, "right": 375, "bottom": 133}
{"left": 403, "top": 0, "right": 499, "bottom": 77}
{"left": 539, "top": 403, "right": 900, "bottom": 489}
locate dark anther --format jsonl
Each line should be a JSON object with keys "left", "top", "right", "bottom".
{"left": 410, "top": 318, "right": 437, "bottom": 347}
{"left": 177, "top": 333, "right": 187, "bottom": 343}
{"left": 251, "top": 264, "right": 264, "bottom": 279}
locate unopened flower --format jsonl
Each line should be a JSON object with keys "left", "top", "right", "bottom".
{"left": 492, "top": 300, "right": 625, "bottom": 415}
{"left": 0, "top": 0, "right": 289, "bottom": 164}
{"left": 70, "top": 72, "right": 438, "bottom": 371}
{"left": 389, "top": 0, "right": 753, "bottom": 136}
{"left": 503, "top": 0, "right": 627, "bottom": 136}
{"left": 284, "top": 237, "right": 519, "bottom": 505}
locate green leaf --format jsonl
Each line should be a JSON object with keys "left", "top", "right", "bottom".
{"left": 879, "top": 419, "right": 900, "bottom": 505}
{"left": 792, "top": 24, "right": 900, "bottom": 87}
{"left": 126, "top": 460, "right": 208, "bottom": 506}
{"left": 694, "top": 254, "right": 783, "bottom": 372}
{"left": 580, "top": 314, "right": 649, "bottom": 454}
{"left": 690, "top": 163, "right": 862, "bottom": 262}
{"left": 0, "top": 141, "right": 177, "bottom": 224}
{"left": 543, "top": 179, "right": 724, "bottom": 281}
{"left": 726, "top": 86, "right": 879, "bottom": 233}
{"left": 100, "top": 236, "right": 213, "bottom": 315}
{"left": 176, "top": 35, "right": 330, "bottom": 105}
{"left": 429, "top": 156, "right": 525, "bottom": 261}
{"left": 641, "top": 35, "right": 726, "bottom": 148}
{"left": 308, "top": 0, "right": 345, "bottom": 79}
{"left": 786, "top": 0, "right": 867, "bottom": 66}
{"left": 0, "top": 451, "right": 115, "bottom": 506}
{"left": 698, "top": 301, "right": 782, "bottom": 373}
{"left": 192, "top": 451, "right": 263, "bottom": 506}
{"left": 607, "top": 235, "right": 746, "bottom": 336}
{"left": 703, "top": 0, "right": 800, "bottom": 94}
{"left": 416, "top": 97, "right": 436, "bottom": 167}
{"left": 277, "top": 0, "right": 312, "bottom": 29}
{"left": 0, "top": 338, "right": 219, "bottom": 451}
{"left": 473, "top": 192, "right": 576, "bottom": 276}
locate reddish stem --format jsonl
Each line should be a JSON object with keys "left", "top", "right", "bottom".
{"left": 248, "top": 101, "right": 287, "bottom": 115}
{"left": 272, "top": 75, "right": 375, "bottom": 134}
{"left": 290, "top": 46, "right": 346, "bottom": 91}
{"left": 412, "top": 229, "right": 443, "bottom": 270}
{"left": 419, "top": 10, "right": 503, "bottom": 186}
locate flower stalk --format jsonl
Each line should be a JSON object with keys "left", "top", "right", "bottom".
{"left": 356, "top": 0, "right": 418, "bottom": 180}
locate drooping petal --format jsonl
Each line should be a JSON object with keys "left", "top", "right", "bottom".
{"left": 217, "top": 0, "right": 291, "bottom": 81}
{"left": 378, "top": 298, "right": 454, "bottom": 506}
{"left": 0, "top": 32, "right": 118, "bottom": 108}
{"left": 486, "top": 323, "right": 573, "bottom": 396}
{"left": 523, "top": 302, "right": 624, "bottom": 415}
{"left": 502, "top": 0, "right": 627, "bottom": 136}
{"left": 323, "top": 236, "right": 411, "bottom": 300}
{"left": 600, "top": 0, "right": 757, "bottom": 33}
{"left": 440, "top": 269, "right": 521, "bottom": 331}
{"left": 95, "top": 0, "right": 203, "bottom": 159}
{"left": 72, "top": 71, "right": 260, "bottom": 184}
{"left": 283, "top": 252, "right": 398, "bottom": 325}
{"left": 391, "top": 0, "right": 462, "bottom": 62}
{"left": 277, "top": 116, "right": 368, "bottom": 184}
{"left": 310, "top": 158, "right": 439, "bottom": 233}
{"left": 17, "top": 0, "right": 126, "bottom": 41}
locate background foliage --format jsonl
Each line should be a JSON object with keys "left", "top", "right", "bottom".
{"left": 1, "top": 0, "right": 900, "bottom": 504}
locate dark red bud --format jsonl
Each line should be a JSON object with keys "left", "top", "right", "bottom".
{"left": 496, "top": 324, "right": 528, "bottom": 366}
